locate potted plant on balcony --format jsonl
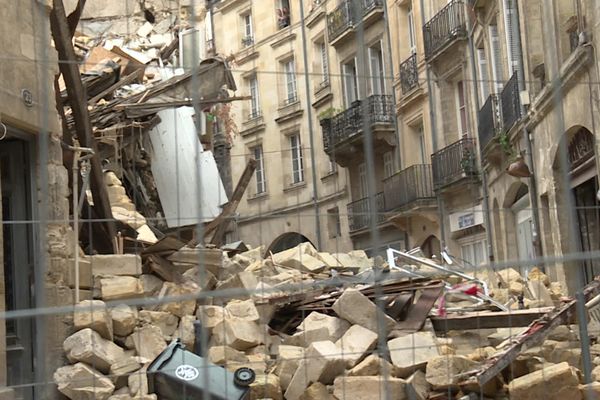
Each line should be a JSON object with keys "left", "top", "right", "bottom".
{"left": 318, "top": 107, "right": 341, "bottom": 129}
{"left": 460, "top": 147, "right": 476, "bottom": 176}
{"left": 498, "top": 133, "right": 532, "bottom": 177}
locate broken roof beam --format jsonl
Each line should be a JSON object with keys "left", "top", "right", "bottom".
{"left": 50, "top": 0, "right": 117, "bottom": 253}
{"left": 88, "top": 72, "right": 140, "bottom": 105}
{"left": 462, "top": 278, "right": 600, "bottom": 387}
{"left": 431, "top": 307, "right": 559, "bottom": 332}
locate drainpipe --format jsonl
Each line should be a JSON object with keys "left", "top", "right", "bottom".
{"left": 299, "top": 0, "right": 323, "bottom": 250}
{"left": 466, "top": 3, "right": 495, "bottom": 263}
{"left": 511, "top": 0, "right": 544, "bottom": 261}
{"left": 419, "top": 0, "right": 447, "bottom": 250}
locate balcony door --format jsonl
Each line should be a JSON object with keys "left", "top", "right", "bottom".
{"left": 368, "top": 42, "right": 385, "bottom": 96}
{"left": 342, "top": 58, "right": 359, "bottom": 106}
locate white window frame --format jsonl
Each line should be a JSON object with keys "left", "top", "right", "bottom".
{"left": 489, "top": 24, "right": 504, "bottom": 92}
{"left": 244, "top": 13, "right": 253, "bottom": 39}
{"left": 458, "top": 235, "right": 488, "bottom": 268}
{"left": 320, "top": 42, "right": 329, "bottom": 84}
{"left": 383, "top": 151, "right": 394, "bottom": 179}
{"left": 407, "top": 5, "right": 417, "bottom": 54}
{"left": 284, "top": 59, "right": 298, "bottom": 104}
{"left": 290, "top": 135, "right": 304, "bottom": 184}
{"left": 342, "top": 58, "right": 359, "bottom": 106}
{"left": 358, "top": 162, "right": 368, "bottom": 198}
{"left": 417, "top": 125, "right": 426, "bottom": 163}
{"left": 455, "top": 80, "right": 468, "bottom": 137}
{"left": 476, "top": 47, "right": 490, "bottom": 103}
{"left": 249, "top": 75, "right": 260, "bottom": 118}
{"left": 253, "top": 145, "right": 266, "bottom": 194}
{"left": 503, "top": 0, "right": 520, "bottom": 77}
{"left": 368, "top": 41, "right": 386, "bottom": 96}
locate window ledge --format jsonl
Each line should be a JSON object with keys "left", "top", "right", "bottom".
{"left": 321, "top": 171, "right": 338, "bottom": 181}
{"left": 247, "top": 192, "right": 268, "bottom": 201}
{"left": 283, "top": 181, "right": 306, "bottom": 193}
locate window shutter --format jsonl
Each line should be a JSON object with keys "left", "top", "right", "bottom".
{"left": 477, "top": 48, "right": 490, "bottom": 103}
{"left": 489, "top": 24, "right": 504, "bottom": 92}
{"left": 503, "top": 0, "right": 522, "bottom": 78}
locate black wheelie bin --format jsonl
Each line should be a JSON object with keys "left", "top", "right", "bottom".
{"left": 146, "top": 340, "right": 255, "bottom": 399}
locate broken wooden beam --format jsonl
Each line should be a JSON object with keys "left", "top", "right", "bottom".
{"left": 461, "top": 278, "right": 600, "bottom": 387}
{"left": 88, "top": 72, "right": 140, "bottom": 105}
{"left": 50, "top": 0, "right": 117, "bottom": 253}
{"left": 431, "top": 307, "right": 559, "bottom": 332}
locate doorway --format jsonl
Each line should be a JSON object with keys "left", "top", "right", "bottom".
{"left": 573, "top": 177, "right": 600, "bottom": 282}
{"left": 0, "top": 140, "right": 34, "bottom": 400}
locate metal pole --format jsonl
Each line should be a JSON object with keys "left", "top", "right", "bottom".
{"left": 299, "top": 0, "right": 323, "bottom": 250}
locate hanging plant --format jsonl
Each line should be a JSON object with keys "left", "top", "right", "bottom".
{"left": 460, "top": 148, "right": 476, "bottom": 175}
{"left": 498, "top": 132, "right": 517, "bottom": 161}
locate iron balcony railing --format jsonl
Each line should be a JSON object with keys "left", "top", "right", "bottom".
{"left": 477, "top": 94, "right": 500, "bottom": 150}
{"left": 327, "top": 0, "right": 383, "bottom": 42}
{"left": 347, "top": 192, "right": 386, "bottom": 231}
{"left": 423, "top": 0, "right": 467, "bottom": 59}
{"left": 383, "top": 164, "right": 435, "bottom": 211}
{"left": 322, "top": 94, "right": 393, "bottom": 153}
{"left": 399, "top": 53, "right": 419, "bottom": 94}
{"left": 431, "top": 137, "right": 477, "bottom": 188}
{"left": 501, "top": 72, "right": 521, "bottom": 132}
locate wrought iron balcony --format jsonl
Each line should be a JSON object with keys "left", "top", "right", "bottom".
{"left": 347, "top": 192, "right": 386, "bottom": 232}
{"left": 501, "top": 72, "right": 521, "bottom": 132}
{"left": 322, "top": 94, "right": 394, "bottom": 154}
{"left": 477, "top": 94, "right": 500, "bottom": 151}
{"left": 423, "top": 0, "right": 467, "bottom": 60}
{"left": 432, "top": 138, "right": 477, "bottom": 189}
{"left": 383, "top": 164, "right": 435, "bottom": 211}
{"left": 327, "top": 0, "right": 384, "bottom": 43}
{"left": 399, "top": 53, "right": 419, "bottom": 94}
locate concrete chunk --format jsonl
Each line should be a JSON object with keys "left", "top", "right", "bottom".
{"left": 332, "top": 289, "right": 396, "bottom": 333}
{"left": 111, "top": 304, "right": 138, "bottom": 337}
{"left": 336, "top": 325, "right": 378, "bottom": 367}
{"left": 389, "top": 332, "right": 440, "bottom": 377}
{"left": 74, "top": 300, "right": 114, "bottom": 340}
{"left": 333, "top": 376, "right": 407, "bottom": 400}
{"left": 509, "top": 362, "right": 581, "bottom": 400}
{"left": 64, "top": 328, "right": 126, "bottom": 374}
{"left": 90, "top": 254, "right": 142, "bottom": 276}
{"left": 54, "top": 362, "right": 115, "bottom": 400}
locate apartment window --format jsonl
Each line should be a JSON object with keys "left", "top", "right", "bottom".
{"left": 242, "top": 13, "right": 254, "bottom": 46}
{"left": 342, "top": 58, "right": 359, "bottom": 106}
{"left": 358, "top": 163, "right": 368, "bottom": 198}
{"left": 407, "top": 5, "right": 417, "bottom": 54}
{"left": 456, "top": 80, "right": 468, "bottom": 136}
{"left": 383, "top": 151, "right": 394, "bottom": 179}
{"left": 283, "top": 59, "right": 298, "bottom": 104}
{"left": 248, "top": 75, "right": 260, "bottom": 118}
{"left": 277, "top": 0, "right": 291, "bottom": 29}
{"left": 320, "top": 42, "right": 329, "bottom": 85}
{"left": 417, "top": 125, "right": 426, "bottom": 163}
{"left": 290, "top": 135, "right": 304, "bottom": 183}
{"left": 503, "top": 0, "right": 521, "bottom": 76}
{"left": 368, "top": 42, "right": 385, "bottom": 96}
{"left": 253, "top": 145, "right": 266, "bottom": 194}
{"left": 327, "top": 207, "right": 341, "bottom": 238}
{"left": 489, "top": 24, "right": 504, "bottom": 92}
{"left": 460, "top": 237, "right": 488, "bottom": 267}
{"left": 476, "top": 48, "right": 490, "bottom": 103}
{"left": 328, "top": 158, "right": 337, "bottom": 174}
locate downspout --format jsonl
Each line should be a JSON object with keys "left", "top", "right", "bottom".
{"left": 511, "top": 0, "right": 544, "bottom": 260}
{"left": 419, "top": 0, "right": 446, "bottom": 250}
{"left": 299, "top": 0, "right": 323, "bottom": 249}
{"left": 466, "top": 3, "right": 495, "bottom": 262}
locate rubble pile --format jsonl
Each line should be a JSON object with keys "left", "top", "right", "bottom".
{"left": 53, "top": 237, "right": 600, "bottom": 400}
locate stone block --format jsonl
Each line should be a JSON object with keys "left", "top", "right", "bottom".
{"left": 508, "top": 362, "right": 581, "bottom": 400}
{"left": 182, "top": 267, "right": 217, "bottom": 290}
{"left": 196, "top": 305, "right": 226, "bottom": 332}
{"left": 216, "top": 271, "right": 258, "bottom": 295}
{"left": 285, "top": 327, "right": 330, "bottom": 347}
{"left": 74, "top": 300, "right": 113, "bottom": 340}
{"left": 528, "top": 280, "right": 554, "bottom": 306}
{"left": 225, "top": 299, "right": 260, "bottom": 322}
{"left": 496, "top": 268, "right": 524, "bottom": 287}
{"left": 64, "top": 328, "right": 126, "bottom": 374}
{"left": 54, "top": 362, "right": 115, "bottom": 400}
{"left": 249, "top": 374, "right": 282, "bottom": 400}
{"left": 348, "top": 354, "right": 396, "bottom": 377}
{"left": 336, "top": 325, "right": 378, "bottom": 367}
{"left": 315, "top": 252, "right": 342, "bottom": 268}
{"left": 111, "top": 207, "right": 147, "bottom": 230}
{"left": 284, "top": 341, "right": 346, "bottom": 400}
{"left": 131, "top": 324, "right": 167, "bottom": 360}
{"left": 582, "top": 382, "right": 600, "bottom": 400}
{"left": 298, "top": 312, "right": 350, "bottom": 342}
{"left": 90, "top": 254, "right": 142, "bottom": 276}
{"left": 389, "top": 332, "right": 440, "bottom": 377}
{"left": 156, "top": 281, "right": 198, "bottom": 317}
{"left": 167, "top": 247, "right": 223, "bottom": 276}
{"left": 406, "top": 370, "right": 430, "bottom": 400}
{"left": 207, "top": 345, "right": 249, "bottom": 365}
{"left": 139, "top": 310, "right": 178, "bottom": 338}
{"left": 128, "top": 365, "right": 149, "bottom": 397}
{"left": 331, "top": 289, "right": 396, "bottom": 333}
{"left": 274, "top": 345, "right": 305, "bottom": 390}
{"left": 111, "top": 304, "right": 138, "bottom": 337}
{"left": 528, "top": 267, "right": 550, "bottom": 286}
{"left": 139, "top": 274, "right": 163, "bottom": 296}
{"left": 174, "top": 315, "right": 196, "bottom": 350}
{"left": 299, "top": 382, "right": 335, "bottom": 400}
{"left": 95, "top": 276, "right": 144, "bottom": 301}
{"left": 211, "top": 317, "right": 264, "bottom": 351}
{"left": 333, "top": 376, "right": 407, "bottom": 400}
{"left": 425, "top": 356, "right": 478, "bottom": 389}
{"left": 110, "top": 356, "right": 143, "bottom": 389}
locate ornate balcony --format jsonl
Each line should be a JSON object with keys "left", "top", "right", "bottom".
{"left": 477, "top": 94, "right": 500, "bottom": 151}
{"left": 383, "top": 164, "right": 435, "bottom": 211}
{"left": 322, "top": 95, "right": 395, "bottom": 167}
{"left": 501, "top": 72, "right": 521, "bottom": 133}
{"left": 431, "top": 137, "right": 478, "bottom": 189}
{"left": 327, "top": 0, "right": 384, "bottom": 45}
{"left": 423, "top": 0, "right": 467, "bottom": 60}
{"left": 347, "top": 192, "right": 386, "bottom": 232}
{"left": 399, "top": 53, "right": 419, "bottom": 94}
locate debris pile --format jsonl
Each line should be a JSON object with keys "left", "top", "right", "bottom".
{"left": 53, "top": 237, "right": 600, "bottom": 400}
